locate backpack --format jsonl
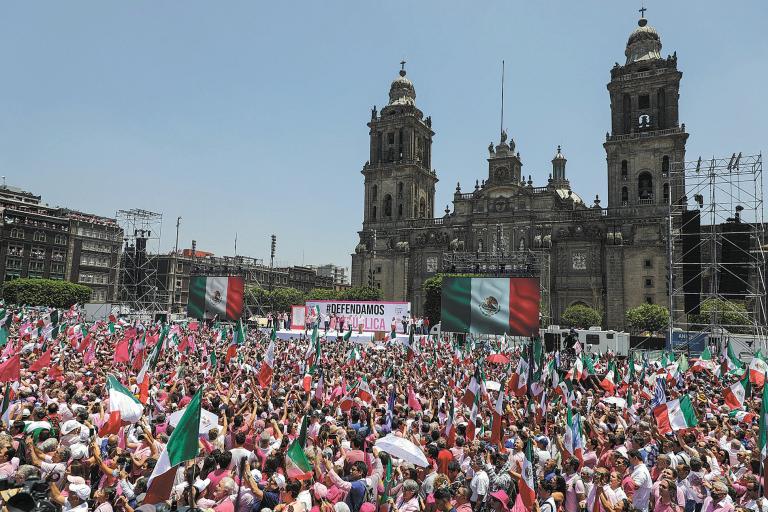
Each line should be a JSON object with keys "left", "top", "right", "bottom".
{"left": 345, "top": 479, "right": 368, "bottom": 512}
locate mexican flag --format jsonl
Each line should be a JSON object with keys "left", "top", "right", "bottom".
{"left": 554, "top": 379, "right": 573, "bottom": 406}
{"left": 567, "top": 356, "right": 585, "bottom": 381}
{"left": 257, "top": 337, "right": 276, "bottom": 388}
{"left": 724, "top": 371, "right": 751, "bottom": 409}
{"left": 691, "top": 347, "right": 716, "bottom": 373}
{"left": 490, "top": 388, "right": 504, "bottom": 444}
{"left": 145, "top": 388, "right": 202, "bottom": 504}
{"left": 461, "top": 367, "right": 483, "bottom": 407}
{"left": 187, "top": 276, "right": 244, "bottom": 321}
{"left": 750, "top": 351, "right": 768, "bottom": 386}
{"left": 729, "top": 410, "right": 757, "bottom": 423}
{"left": 508, "top": 356, "right": 529, "bottom": 397}
{"left": 343, "top": 325, "right": 353, "bottom": 341}
{"left": 563, "top": 405, "right": 584, "bottom": 465}
{"left": 600, "top": 361, "right": 617, "bottom": 395}
{"left": 653, "top": 395, "right": 698, "bottom": 434}
{"left": 441, "top": 277, "right": 540, "bottom": 336}
{"left": 100, "top": 375, "right": 145, "bottom": 436}
{"left": 357, "top": 377, "right": 373, "bottom": 403}
{"left": 724, "top": 341, "right": 745, "bottom": 374}
{"left": 517, "top": 439, "right": 536, "bottom": 509}
{"left": 286, "top": 439, "right": 313, "bottom": 480}
{"left": 759, "top": 373, "right": 768, "bottom": 457}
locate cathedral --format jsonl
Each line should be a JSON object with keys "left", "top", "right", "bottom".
{"left": 351, "top": 13, "right": 688, "bottom": 330}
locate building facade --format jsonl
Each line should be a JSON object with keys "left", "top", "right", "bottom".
{"left": 312, "top": 264, "right": 349, "bottom": 286}
{"left": 0, "top": 186, "right": 123, "bottom": 303}
{"left": 155, "top": 252, "right": 335, "bottom": 313}
{"left": 0, "top": 186, "right": 69, "bottom": 282}
{"left": 64, "top": 211, "right": 123, "bottom": 303}
{"left": 352, "top": 15, "right": 688, "bottom": 330}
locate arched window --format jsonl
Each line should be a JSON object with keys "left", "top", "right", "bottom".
{"left": 622, "top": 94, "right": 632, "bottom": 133}
{"left": 384, "top": 194, "right": 392, "bottom": 217}
{"left": 371, "top": 185, "right": 377, "bottom": 201}
{"left": 419, "top": 198, "right": 426, "bottom": 218}
{"left": 398, "top": 204, "right": 403, "bottom": 218}
{"left": 621, "top": 187, "right": 628, "bottom": 205}
{"left": 397, "top": 182, "right": 403, "bottom": 198}
{"left": 372, "top": 206, "right": 377, "bottom": 220}
{"left": 621, "top": 160, "right": 628, "bottom": 179}
{"left": 663, "top": 183, "right": 669, "bottom": 203}
{"left": 638, "top": 172, "right": 654, "bottom": 200}
{"left": 662, "top": 156, "right": 670, "bottom": 174}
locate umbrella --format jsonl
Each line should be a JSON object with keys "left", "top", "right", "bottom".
{"left": 374, "top": 434, "right": 429, "bottom": 467}
{"left": 485, "top": 380, "right": 501, "bottom": 392}
{"left": 169, "top": 407, "right": 221, "bottom": 434}
{"left": 601, "top": 396, "right": 627, "bottom": 408}
{"left": 486, "top": 353, "right": 509, "bottom": 364}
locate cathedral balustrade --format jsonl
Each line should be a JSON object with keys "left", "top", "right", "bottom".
{"left": 618, "top": 67, "right": 668, "bottom": 81}
{"left": 607, "top": 126, "right": 683, "bottom": 142}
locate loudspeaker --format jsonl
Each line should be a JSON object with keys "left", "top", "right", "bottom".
{"left": 544, "top": 332, "right": 560, "bottom": 352}
{"left": 682, "top": 210, "right": 702, "bottom": 315}
{"left": 719, "top": 221, "right": 750, "bottom": 298}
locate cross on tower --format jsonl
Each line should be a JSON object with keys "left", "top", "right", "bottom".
{"left": 639, "top": 5, "right": 647, "bottom": 18}
{"left": 400, "top": 60, "right": 406, "bottom": 71}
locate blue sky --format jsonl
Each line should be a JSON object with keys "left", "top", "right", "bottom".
{"left": 2, "top": 1, "right": 766, "bottom": 271}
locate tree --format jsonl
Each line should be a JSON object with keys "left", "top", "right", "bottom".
{"left": 423, "top": 275, "right": 443, "bottom": 324}
{"left": 247, "top": 286, "right": 305, "bottom": 313}
{"left": 561, "top": 304, "right": 602, "bottom": 329}
{"left": 305, "top": 288, "right": 340, "bottom": 301}
{"left": 339, "top": 286, "right": 381, "bottom": 301}
{"left": 2, "top": 278, "right": 91, "bottom": 308}
{"left": 625, "top": 303, "right": 669, "bottom": 333}
{"left": 688, "top": 298, "right": 752, "bottom": 333}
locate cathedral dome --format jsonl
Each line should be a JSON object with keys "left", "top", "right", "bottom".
{"left": 625, "top": 17, "right": 662, "bottom": 64}
{"left": 389, "top": 68, "right": 416, "bottom": 106}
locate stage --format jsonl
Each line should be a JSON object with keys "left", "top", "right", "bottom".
{"left": 259, "top": 328, "right": 411, "bottom": 344}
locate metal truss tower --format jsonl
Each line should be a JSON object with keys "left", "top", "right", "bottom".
{"left": 115, "top": 209, "right": 168, "bottom": 316}
{"left": 668, "top": 153, "right": 765, "bottom": 352}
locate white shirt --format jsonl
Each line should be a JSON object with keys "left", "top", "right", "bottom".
{"left": 630, "top": 462, "right": 652, "bottom": 510}
{"left": 470, "top": 469, "right": 489, "bottom": 503}
{"left": 229, "top": 447, "right": 254, "bottom": 470}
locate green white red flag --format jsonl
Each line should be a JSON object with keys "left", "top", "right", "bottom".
{"left": 653, "top": 395, "right": 698, "bottom": 434}
{"left": 144, "top": 387, "right": 202, "bottom": 504}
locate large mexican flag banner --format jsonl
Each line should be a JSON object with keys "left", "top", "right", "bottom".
{"left": 441, "top": 277, "right": 540, "bottom": 336}
{"left": 188, "top": 276, "right": 244, "bottom": 321}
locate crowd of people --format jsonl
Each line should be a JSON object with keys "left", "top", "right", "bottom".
{"left": 0, "top": 303, "right": 766, "bottom": 512}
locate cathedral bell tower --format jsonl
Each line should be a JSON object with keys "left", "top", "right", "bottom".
{"left": 604, "top": 12, "right": 688, "bottom": 212}
{"left": 362, "top": 64, "right": 438, "bottom": 226}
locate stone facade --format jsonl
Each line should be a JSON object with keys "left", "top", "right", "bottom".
{"left": 352, "top": 15, "right": 689, "bottom": 330}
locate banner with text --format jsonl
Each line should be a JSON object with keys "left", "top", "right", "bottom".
{"left": 305, "top": 300, "right": 411, "bottom": 333}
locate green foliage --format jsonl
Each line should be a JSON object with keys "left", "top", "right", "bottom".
{"left": 338, "top": 286, "right": 381, "bottom": 301}
{"left": 423, "top": 275, "right": 444, "bottom": 324}
{"left": 625, "top": 303, "right": 669, "bottom": 333}
{"left": 248, "top": 285, "right": 381, "bottom": 313}
{"left": 305, "top": 288, "right": 339, "bottom": 301}
{"left": 561, "top": 304, "right": 602, "bottom": 329}
{"left": 2, "top": 278, "right": 91, "bottom": 308}
{"left": 688, "top": 298, "right": 752, "bottom": 333}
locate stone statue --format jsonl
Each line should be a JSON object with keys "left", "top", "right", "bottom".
{"left": 488, "top": 143, "right": 495, "bottom": 155}
{"left": 425, "top": 116, "right": 432, "bottom": 127}
{"left": 371, "top": 105, "right": 377, "bottom": 119}
{"left": 501, "top": 130, "right": 507, "bottom": 143}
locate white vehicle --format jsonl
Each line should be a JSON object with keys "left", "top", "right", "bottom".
{"left": 542, "top": 325, "right": 631, "bottom": 356}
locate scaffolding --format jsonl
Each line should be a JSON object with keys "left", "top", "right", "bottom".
{"left": 668, "top": 153, "right": 766, "bottom": 354}
{"left": 441, "top": 250, "right": 552, "bottom": 326}
{"left": 115, "top": 209, "right": 168, "bottom": 317}
{"left": 189, "top": 253, "right": 270, "bottom": 320}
